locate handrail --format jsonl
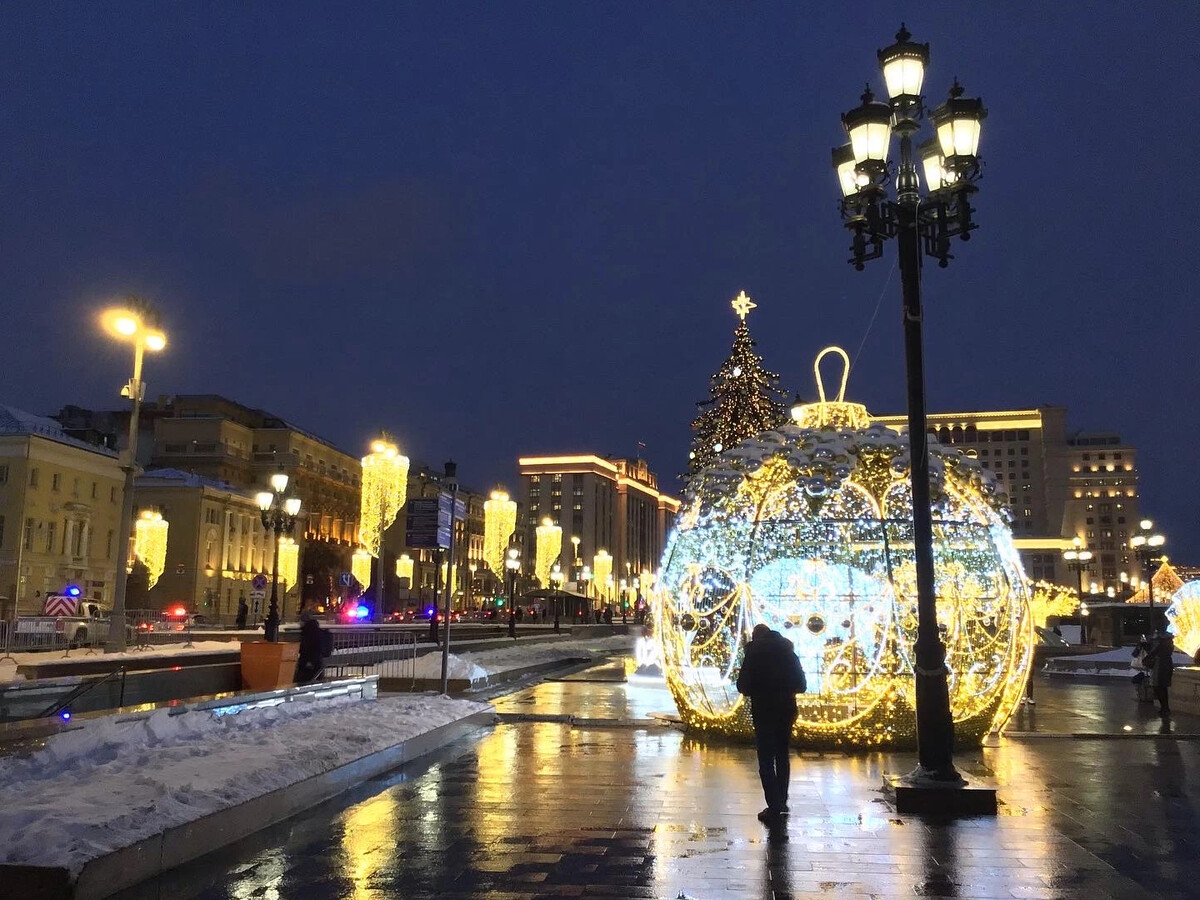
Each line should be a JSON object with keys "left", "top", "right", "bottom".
{"left": 38, "top": 667, "right": 127, "bottom": 719}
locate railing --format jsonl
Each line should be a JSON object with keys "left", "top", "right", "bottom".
{"left": 39, "top": 667, "right": 128, "bottom": 718}
{"left": 0, "top": 620, "right": 13, "bottom": 663}
{"left": 324, "top": 626, "right": 417, "bottom": 687}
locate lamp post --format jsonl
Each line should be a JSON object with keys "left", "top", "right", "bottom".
{"left": 100, "top": 300, "right": 167, "bottom": 653}
{"left": 1130, "top": 519, "right": 1166, "bottom": 631}
{"left": 505, "top": 545, "right": 520, "bottom": 638}
{"left": 580, "top": 565, "right": 593, "bottom": 622}
{"left": 256, "top": 472, "right": 302, "bottom": 642}
{"left": 570, "top": 535, "right": 581, "bottom": 622}
{"left": 550, "top": 563, "right": 564, "bottom": 633}
{"left": 1062, "top": 537, "right": 1094, "bottom": 596}
{"left": 832, "top": 25, "right": 986, "bottom": 785}
{"left": 467, "top": 563, "right": 477, "bottom": 614}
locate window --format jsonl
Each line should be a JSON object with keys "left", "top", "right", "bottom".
{"left": 1020, "top": 447, "right": 1028, "bottom": 456}
{"left": 552, "top": 474, "right": 562, "bottom": 483}
{"left": 1008, "top": 448, "right": 1015, "bottom": 456}
{"left": 106, "top": 530, "right": 114, "bottom": 559}
{"left": 1086, "top": 517, "right": 1094, "bottom": 525}
{"left": 29, "top": 467, "right": 39, "bottom": 488}
{"left": 0, "top": 514, "right": 4, "bottom": 549}
{"left": 91, "top": 481, "right": 97, "bottom": 499}
{"left": 24, "top": 518, "right": 34, "bottom": 550}
{"left": 1114, "top": 452, "right": 1123, "bottom": 460}
{"left": 1118, "top": 516, "right": 1126, "bottom": 524}
{"left": 1082, "top": 453, "right": 1090, "bottom": 460}
{"left": 0, "top": 464, "right": 7, "bottom": 484}
{"left": 1098, "top": 453, "right": 1107, "bottom": 460}
{"left": 46, "top": 521, "right": 56, "bottom": 552}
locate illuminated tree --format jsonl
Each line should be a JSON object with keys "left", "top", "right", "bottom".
{"left": 1026, "top": 580, "right": 1079, "bottom": 628}
{"left": 687, "top": 292, "right": 787, "bottom": 482}
{"left": 1126, "top": 561, "right": 1183, "bottom": 604}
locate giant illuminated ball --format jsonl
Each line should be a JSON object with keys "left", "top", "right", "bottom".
{"left": 655, "top": 348, "right": 1034, "bottom": 749}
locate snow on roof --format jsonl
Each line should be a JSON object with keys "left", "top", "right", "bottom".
{"left": 136, "top": 467, "right": 242, "bottom": 493}
{"left": 0, "top": 404, "right": 118, "bottom": 456}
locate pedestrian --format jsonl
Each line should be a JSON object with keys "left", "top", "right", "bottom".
{"left": 736, "top": 624, "right": 806, "bottom": 822}
{"left": 235, "top": 597, "right": 249, "bottom": 629}
{"left": 293, "top": 604, "right": 327, "bottom": 685}
{"left": 604, "top": 606, "right": 613, "bottom": 625}
{"left": 1145, "top": 632, "right": 1176, "bottom": 719}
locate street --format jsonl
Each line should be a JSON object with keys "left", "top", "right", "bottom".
{"left": 110, "top": 671, "right": 1200, "bottom": 900}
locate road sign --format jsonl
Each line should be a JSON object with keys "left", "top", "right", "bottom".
{"left": 251, "top": 573, "right": 268, "bottom": 591}
{"left": 338, "top": 572, "right": 353, "bottom": 587}
{"left": 249, "top": 588, "right": 267, "bottom": 604}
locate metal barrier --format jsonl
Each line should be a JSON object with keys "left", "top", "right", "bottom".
{"left": 325, "top": 627, "right": 417, "bottom": 686}
{"left": 0, "top": 620, "right": 13, "bottom": 663}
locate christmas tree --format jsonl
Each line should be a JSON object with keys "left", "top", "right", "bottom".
{"left": 687, "top": 291, "right": 788, "bottom": 481}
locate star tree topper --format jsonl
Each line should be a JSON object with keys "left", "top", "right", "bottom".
{"left": 731, "top": 290, "right": 757, "bottom": 321}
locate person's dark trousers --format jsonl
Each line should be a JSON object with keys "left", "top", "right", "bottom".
{"left": 1155, "top": 684, "right": 1171, "bottom": 716}
{"left": 752, "top": 711, "right": 793, "bottom": 811}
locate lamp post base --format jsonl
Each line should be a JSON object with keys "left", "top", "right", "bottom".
{"left": 884, "top": 772, "right": 997, "bottom": 817}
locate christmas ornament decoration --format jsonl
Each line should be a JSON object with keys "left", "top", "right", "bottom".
{"left": 686, "top": 292, "right": 788, "bottom": 482}
{"left": 656, "top": 347, "right": 1034, "bottom": 748}
{"left": 133, "top": 509, "right": 169, "bottom": 589}
{"left": 484, "top": 491, "right": 518, "bottom": 578}
{"left": 1166, "top": 581, "right": 1200, "bottom": 656}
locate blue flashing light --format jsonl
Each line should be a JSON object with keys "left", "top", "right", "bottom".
{"left": 60, "top": 710, "right": 71, "bottom": 721}
{"left": 65, "top": 585, "right": 81, "bottom": 597}
{"left": 353, "top": 604, "right": 370, "bottom": 619}
{"left": 426, "top": 607, "right": 435, "bottom": 617}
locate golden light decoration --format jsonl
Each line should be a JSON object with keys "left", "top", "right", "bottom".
{"left": 277, "top": 537, "right": 299, "bottom": 591}
{"left": 395, "top": 553, "right": 414, "bottom": 583}
{"left": 483, "top": 490, "right": 517, "bottom": 577}
{"left": 654, "top": 347, "right": 1034, "bottom": 750}
{"left": 593, "top": 549, "right": 612, "bottom": 602}
{"left": 1126, "top": 561, "right": 1182, "bottom": 605}
{"left": 440, "top": 560, "right": 457, "bottom": 595}
{"left": 351, "top": 548, "right": 373, "bottom": 590}
{"left": 359, "top": 437, "right": 409, "bottom": 558}
{"left": 1026, "top": 580, "right": 1079, "bottom": 628}
{"left": 535, "top": 518, "right": 562, "bottom": 589}
{"left": 1167, "top": 581, "right": 1200, "bottom": 656}
{"left": 133, "top": 509, "right": 169, "bottom": 589}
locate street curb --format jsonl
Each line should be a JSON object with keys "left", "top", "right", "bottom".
{"left": 0, "top": 707, "right": 497, "bottom": 900}
{"left": 389, "top": 655, "right": 593, "bottom": 693}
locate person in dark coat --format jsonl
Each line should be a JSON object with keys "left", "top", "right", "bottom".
{"left": 736, "top": 624, "right": 806, "bottom": 822}
{"left": 235, "top": 597, "right": 249, "bottom": 629}
{"left": 1145, "top": 632, "right": 1176, "bottom": 718}
{"left": 294, "top": 607, "right": 326, "bottom": 685}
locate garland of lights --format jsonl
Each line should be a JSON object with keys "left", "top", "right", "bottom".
{"left": 654, "top": 347, "right": 1034, "bottom": 749}
{"left": 1026, "top": 580, "right": 1079, "bottom": 629}
{"left": 535, "top": 518, "right": 562, "bottom": 589}
{"left": 593, "top": 550, "right": 613, "bottom": 602}
{"left": 351, "top": 548, "right": 373, "bottom": 591}
{"left": 483, "top": 491, "right": 517, "bottom": 578}
{"left": 277, "top": 537, "right": 299, "bottom": 591}
{"left": 1167, "top": 581, "right": 1200, "bottom": 656}
{"left": 395, "top": 553, "right": 414, "bottom": 583}
{"left": 359, "top": 438, "right": 409, "bottom": 558}
{"left": 134, "top": 509, "right": 169, "bottom": 589}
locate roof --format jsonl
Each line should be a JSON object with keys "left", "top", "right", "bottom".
{"left": 0, "top": 404, "right": 119, "bottom": 456}
{"left": 136, "top": 467, "right": 242, "bottom": 493}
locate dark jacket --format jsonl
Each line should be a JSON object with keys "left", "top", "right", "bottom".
{"left": 1146, "top": 638, "right": 1176, "bottom": 688}
{"left": 295, "top": 614, "right": 326, "bottom": 684}
{"left": 736, "top": 629, "right": 806, "bottom": 719}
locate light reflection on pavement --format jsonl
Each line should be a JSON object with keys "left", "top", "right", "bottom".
{"left": 116, "top": 667, "right": 1200, "bottom": 900}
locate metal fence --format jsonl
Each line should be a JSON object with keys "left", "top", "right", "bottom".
{"left": 324, "top": 626, "right": 417, "bottom": 686}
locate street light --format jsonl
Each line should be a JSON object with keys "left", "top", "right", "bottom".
{"left": 580, "top": 565, "right": 593, "bottom": 621}
{"left": 1062, "top": 537, "right": 1094, "bottom": 596}
{"left": 256, "top": 471, "right": 302, "bottom": 642}
{"left": 832, "top": 24, "right": 986, "bottom": 785}
{"left": 505, "top": 544, "right": 520, "bottom": 638}
{"left": 100, "top": 298, "right": 167, "bottom": 653}
{"left": 1130, "top": 519, "right": 1166, "bottom": 628}
{"left": 550, "top": 562, "right": 564, "bottom": 633}
{"left": 570, "top": 535, "right": 581, "bottom": 621}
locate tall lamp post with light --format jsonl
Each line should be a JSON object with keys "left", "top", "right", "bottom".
{"left": 832, "top": 25, "right": 987, "bottom": 786}
{"left": 1130, "top": 519, "right": 1166, "bottom": 630}
{"left": 580, "top": 566, "right": 593, "bottom": 622}
{"left": 550, "top": 563, "right": 564, "bottom": 633}
{"left": 1062, "top": 538, "right": 1094, "bottom": 596}
{"left": 505, "top": 544, "right": 520, "bottom": 639}
{"left": 100, "top": 300, "right": 167, "bottom": 653}
{"left": 256, "top": 473, "right": 302, "bottom": 642}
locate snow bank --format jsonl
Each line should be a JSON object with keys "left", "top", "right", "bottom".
{"left": 1044, "top": 646, "right": 1194, "bottom": 677}
{"left": 410, "top": 633, "right": 635, "bottom": 683}
{"left": 0, "top": 693, "right": 488, "bottom": 874}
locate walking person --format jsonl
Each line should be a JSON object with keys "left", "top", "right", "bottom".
{"left": 1145, "top": 632, "right": 1176, "bottom": 719}
{"left": 293, "top": 604, "right": 328, "bottom": 685}
{"left": 235, "top": 596, "right": 249, "bottom": 629}
{"left": 736, "top": 624, "right": 806, "bottom": 822}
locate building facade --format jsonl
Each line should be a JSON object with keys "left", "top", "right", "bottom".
{"left": 871, "top": 407, "right": 1140, "bottom": 591}
{"left": 134, "top": 468, "right": 288, "bottom": 622}
{"left": 517, "top": 455, "right": 680, "bottom": 604}
{"left": 0, "top": 406, "right": 126, "bottom": 616}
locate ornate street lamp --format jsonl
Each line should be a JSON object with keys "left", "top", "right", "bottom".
{"left": 1062, "top": 537, "right": 1094, "bottom": 595}
{"left": 100, "top": 298, "right": 167, "bottom": 652}
{"left": 550, "top": 562, "right": 564, "bottom": 633}
{"left": 1130, "top": 519, "right": 1166, "bottom": 627}
{"left": 832, "top": 24, "right": 987, "bottom": 785}
{"left": 505, "top": 544, "right": 520, "bottom": 638}
{"left": 256, "top": 471, "right": 302, "bottom": 642}
{"left": 580, "top": 565, "right": 593, "bottom": 621}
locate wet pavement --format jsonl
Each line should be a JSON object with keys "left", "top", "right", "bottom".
{"left": 117, "top": 671, "right": 1200, "bottom": 900}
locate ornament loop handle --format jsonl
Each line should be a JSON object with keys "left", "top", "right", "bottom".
{"left": 814, "top": 346, "right": 851, "bottom": 404}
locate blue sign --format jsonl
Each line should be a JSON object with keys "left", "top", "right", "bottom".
{"left": 407, "top": 492, "right": 465, "bottom": 549}
{"left": 338, "top": 572, "right": 353, "bottom": 587}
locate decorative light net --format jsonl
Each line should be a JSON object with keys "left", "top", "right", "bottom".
{"left": 359, "top": 438, "right": 409, "bottom": 558}
{"left": 484, "top": 491, "right": 517, "bottom": 578}
{"left": 1167, "top": 581, "right": 1200, "bottom": 656}
{"left": 654, "top": 348, "right": 1034, "bottom": 749}
{"left": 134, "top": 509, "right": 169, "bottom": 589}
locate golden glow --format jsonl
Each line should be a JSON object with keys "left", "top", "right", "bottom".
{"left": 359, "top": 437, "right": 409, "bottom": 558}
{"left": 535, "top": 518, "right": 562, "bottom": 589}
{"left": 871, "top": 410, "right": 1045, "bottom": 431}
{"left": 1026, "top": 580, "right": 1079, "bottom": 628}
{"left": 791, "top": 346, "right": 871, "bottom": 430}
{"left": 133, "top": 509, "right": 169, "bottom": 589}
{"left": 519, "top": 455, "right": 619, "bottom": 472}
{"left": 1126, "top": 561, "right": 1182, "bottom": 605}
{"left": 351, "top": 548, "right": 373, "bottom": 590}
{"left": 1167, "top": 582, "right": 1200, "bottom": 656}
{"left": 101, "top": 308, "right": 140, "bottom": 338}
{"left": 440, "top": 560, "right": 457, "bottom": 595}
{"left": 143, "top": 331, "right": 166, "bottom": 352}
{"left": 395, "top": 553, "right": 413, "bottom": 582}
{"left": 593, "top": 550, "right": 612, "bottom": 602}
{"left": 277, "top": 537, "right": 298, "bottom": 589}
{"left": 483, "top": 490, "right": 518, "bottom": 578}
{"left": 731, "top": 290, "right": 757, "bottom": 321}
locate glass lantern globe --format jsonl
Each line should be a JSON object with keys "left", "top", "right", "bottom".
{"left": 877, "top": 24, "right": 929, "bottom": 102}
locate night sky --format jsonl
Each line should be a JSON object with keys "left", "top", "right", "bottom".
{"left": 2, "top": 5, "right": 1197, "bottom": 552}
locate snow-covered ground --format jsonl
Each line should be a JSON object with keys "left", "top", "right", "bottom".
{"left": 407, "top": 633, "right": 635, "bottom": 683}
{"left": 0, "top": 693, "right": 489, "bottom": 874}
{"left": 1044, "top": 647, "right": 1195, "bottom": 677}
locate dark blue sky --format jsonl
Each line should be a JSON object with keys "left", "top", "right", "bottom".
{"left": 3, "top": 4, "right": 1198, "bottom": 552}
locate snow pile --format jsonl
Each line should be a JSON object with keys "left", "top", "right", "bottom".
{"left": 0, "top": 693, "right": 488, "bottom": 873}
{"left": 410, "top": 634, "right": 635, "bottom": 683}
{"left": 1044, "top": 647, "right": 1194, "bottom": 677}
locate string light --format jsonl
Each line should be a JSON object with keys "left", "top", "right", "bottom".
{"left": 351, "top": 548, "right": 373, "bottom": 590}
{"left": 1025, "top": 580, "right": 1079, "bottom": 629}
{"left": 395, "top": 553, "right": 413, "bottom": 582}
{"left": 1125, "top": 561, "right": 1182, "bottom": 605}
{"left": 134, "top": 509, "right": 169, "bottom": 589}
{"left": 654, "top": 347, "right": 1034, "bottom": 749}
{"left": 359, "top": 438, "right": 409, "bottom": 558}
{"left": 535, "top": 519, "right": 562, "bottom": 589}
{"left": 593, "top": 549, "right": 613, "bottom": 602}
{"left": 276, "top": 536, "right": 299, "bottom": 590}
{"left": 1167, "top": 581, "right": 1200, "bottom": 656}
{"left": 484, "top": 491, "right": 517, "bottom": 578}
